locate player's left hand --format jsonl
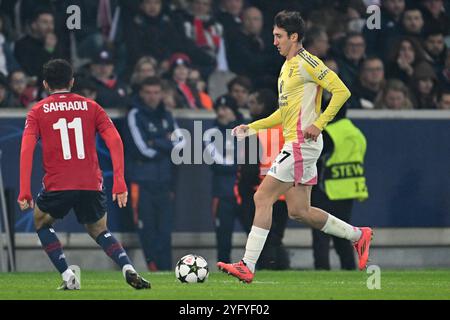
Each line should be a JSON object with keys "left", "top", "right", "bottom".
{"left": 303, "top": 124, "right": 321, "bottom": 142}
{"left": 113, "top": 191, "right": 128, "bottom": 208}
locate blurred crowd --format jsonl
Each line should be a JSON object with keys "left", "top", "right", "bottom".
{"left": 0, "top": 0, "right": 449, "bottom": 111}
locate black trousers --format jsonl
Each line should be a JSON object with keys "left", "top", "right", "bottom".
{"left": 240, "top": 195, "right": 290, "bottom": 270}
{"left": 311, "top": 187, "right": 356, "bottom": 270}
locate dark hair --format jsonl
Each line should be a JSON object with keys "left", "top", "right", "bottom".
{"left": 43, "top": 59, "right": 73, "bottom": 90}
{"left": 227, "top": 76, "right": 252, "bottom": 92}
{"left": 31, "top": 8, "right": 54, "bottom": 24}
{"left": 361, "top": 55, "right": 383, "bottom": 68}
{"left": 139, "top": 76, "right": 162, "bottom": 90}
{"left": 388, "top": 36, "right": 425, "bottom": 65}
{"left": 274, "top": 10, "right": 306, "bottom": 42}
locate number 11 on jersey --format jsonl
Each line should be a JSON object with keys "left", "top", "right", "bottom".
{"left": 53, "top": 117, "right": 85, "bottom": 160}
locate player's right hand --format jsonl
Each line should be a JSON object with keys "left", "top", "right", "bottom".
{"left": 113, "top": 191, "right": 128, "bottom": 208}
{"left": 17, "top": 198, "right": 34, "bottom": 211}
{"left": 231, "top": 124, "right": 250, "bottom": 141}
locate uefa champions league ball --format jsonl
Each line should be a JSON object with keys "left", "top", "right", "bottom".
{"left": 175, "top": 254, "right": 209, "bottom": 283}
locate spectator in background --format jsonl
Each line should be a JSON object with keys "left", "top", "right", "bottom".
{"left": 227, "top": 7, "right": 279, "bottom": 89}
{"left": 0, "top": 73, "right": 15, "bottom": 108}
{"left": 336, "top": 32, "right": 366, "bottom": 88}
{"left": 216, "top": 0, "right": 244, "bottom": 39}
{"left": 0, "top": 15, "right": 20, "bottom": 75}
{"left": 123, "top": 76, "right": 184, "bottom": 271}
{"left": 130, "top": 56, "right": 159, "bottom": 93}
{"left": 350, "top": 56, "right": 385, "bottom": 109}
{"left": 227, "top": 76, "right": 252, "bottom": 109}
{"left": 8, "top": 70, "right": 38, "bottom": 108}
{"left": 423, "top": 29, "right": 447, "bottom": 71}
{"left": 386, "top": 37, "right": 426, "bottom": 84}
{"left": 125, "top": 0, "right": 214, "bottom": 76}
{"left": 374, "top": 79, "right": 415, "bottom": 109}
{"left": 14, "top": 9, "right": 67, "bottom": 79}
{"left": 168, "top": 52, "right": 212, "bottom": 109}
{"left": 180, "top": 0, "right": 228, "bottom": 76}
{"left": 363, "top": 0, "right": 405, "bottom": 60}
{"left": 411, "top": 61, "right": 439, "bottom": 109}
{"left": 203, "top": 94, "right": 243, "bottom": 263}
{"left": 89, "top": 48, "right": 128, "bottom": 108}
{"left": 437, "top": 90, "right": 450, "bottom": 109}
{"left": 73, "top": 76, "right": 98, "bottom": 101}
{"left": 438, "top": 49, "right": 450, "bottom": 91}
{"left": 188, "top": 67, "right": 213, "bottom": 110}
{"left": 161, "top": 81, "right": 184, "bottom": 111}
{"left": 304, "top": 26, "right": 330, "bottom": 59}
{"left": 67, "top": 0, "right": 123, "bottom": 59}
{"left": 419, "top": 0, "right": 450, "bottom": 35}
{"left": 400, "top": 7, "right": 425, "bottom": 40}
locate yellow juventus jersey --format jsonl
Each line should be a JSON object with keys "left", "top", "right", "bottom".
{"left": 248, "top": 48, "right": 351, "bottom": 143}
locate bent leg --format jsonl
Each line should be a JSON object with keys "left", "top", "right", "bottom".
{"left": 285, "top": 185, "right": 362, "bottom": 242}
{"left": 85, "top": 215, "right": 133, "bottom": 271}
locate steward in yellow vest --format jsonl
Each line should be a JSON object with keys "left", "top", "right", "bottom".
{"left": 323, "top": 118, "right": 369, "bottom": 201}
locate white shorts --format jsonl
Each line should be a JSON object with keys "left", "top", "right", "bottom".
{"left": 267, "top": 135, "right": 323, "bottom": 185}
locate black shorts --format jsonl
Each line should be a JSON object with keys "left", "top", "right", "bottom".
{"left": 36, "top": 188, "right": 107, "bottom": 224}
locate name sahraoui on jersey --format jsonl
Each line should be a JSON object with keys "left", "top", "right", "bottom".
{"left": 43, "top": 101, "right": 88, "bottom": 113}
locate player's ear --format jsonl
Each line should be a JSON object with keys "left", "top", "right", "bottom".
{"left": 42, "top": 80, "right": 49, "bottom": 91}
{"left": 69, "top": 77, "right": 75, "bottom": 89}
{"left": 290, "top": 32, "right": 298, "bottom": 42}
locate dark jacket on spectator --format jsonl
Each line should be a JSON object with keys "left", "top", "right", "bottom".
{"left": 14, "top": 35, "right": 67, "bottom": 79}
{"left": 123, "top": 97, "right": 180, "bottom": 185}
{"left": 90, "top": 75, "right": 128, "bottom": 109}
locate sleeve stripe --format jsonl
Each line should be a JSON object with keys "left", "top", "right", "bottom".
{"left": 299, "top": 52, "right": 319, "bottom": 68}
{"left": 127, "top": 108, "right": 157, "bottom": 158}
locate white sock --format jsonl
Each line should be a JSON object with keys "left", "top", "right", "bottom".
{"left": 242, "top": 226, "right": 269, "bottom": 273}
{"left": 321, "top": 214, "right": 362, "bottom": 242}
{"left": 61, "top": 268, "right": 75, "bottom": 282}
{"left": 122, "top": 264, "right": 136, "bottom": 278}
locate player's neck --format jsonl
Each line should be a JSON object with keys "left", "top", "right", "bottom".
{"left": 286, "top": 43, "right": 304, "bottom": 61}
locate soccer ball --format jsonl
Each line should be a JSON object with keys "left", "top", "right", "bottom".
{"left": 175, "top": 254, "right": 209, "bottom": 283}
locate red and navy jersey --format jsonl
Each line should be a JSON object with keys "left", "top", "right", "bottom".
{"left": 23, "top": 92, "right": 114, "bottom": 191}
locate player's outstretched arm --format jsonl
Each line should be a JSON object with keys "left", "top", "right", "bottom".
{"left": 99, "top": 125, "right": 128, "bottom": 208}
{"left": 233, "top": 109, "right": 283, "bottom": 141}
{"left": 18, "top": 134, "right": 37, "bottom": 211}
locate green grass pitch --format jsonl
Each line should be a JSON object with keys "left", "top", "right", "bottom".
{"left": 1, "top": 270, "right": 450, "bottom": 300}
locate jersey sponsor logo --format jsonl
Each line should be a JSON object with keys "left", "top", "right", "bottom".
{"left": 288, "top": 68, "right": 294, "bottom": 77}
{"left": 279, "top": 79, "right": 284, "bottom": 94}
{"left": 317, "top": 69, "right": 330, "bottom": 80}
{"left": 43, "top": 101, "right": 88, "bottom": 113}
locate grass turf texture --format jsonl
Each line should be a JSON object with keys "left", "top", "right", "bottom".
{"left": 0, "top": 270, "right": 449, "bottom": 300}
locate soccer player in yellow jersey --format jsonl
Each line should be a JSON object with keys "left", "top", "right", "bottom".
{"left": 217, "top": 11, "right": 373, "bottom": 283}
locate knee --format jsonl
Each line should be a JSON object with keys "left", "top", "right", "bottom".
{"left": 34, "top": 214, "right": 53, "bottom": 231}
{"left": 86, "top": 224, "right": 107, "bottom": 240}
{"left": 253, "top": 190, "right": 275, "bottom": 208}
{"left": 288, "top": 206, "right": 310, "bottom": 221}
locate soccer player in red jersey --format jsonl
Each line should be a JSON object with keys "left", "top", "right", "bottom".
{"left": 17, "top": 59, "right": 150, "bottom": 290}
